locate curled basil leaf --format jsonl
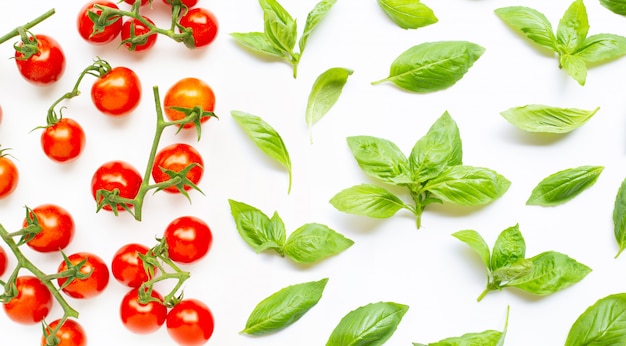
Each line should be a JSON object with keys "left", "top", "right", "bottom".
{"left": 499, "top": 104, "right": 600, "bottom": 133}
{"left": 306, "top": 67, "right": 353, "bottom": 143}
{"left": 565, "top": 293, "right": 626, "bottom": 345}
{"left": 377, "top": 0, "right": 438, "bottom": 30}
{"left": 527, "top": 165, "right": 604, "bottom": 206}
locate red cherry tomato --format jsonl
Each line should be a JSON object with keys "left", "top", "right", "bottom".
{"left": 121, "top": 16, "right": 157, "bottom": 52}
{"left": 91, "top": 66, "right": 141, "bottom": 116}
{"left": 111, "top": 243, "right": 156, "bottom": 287}
{"left": 124, "top": 0, "right": 149, "bottom": 5}
{"left": 120, "top": 287, "right": 167, "bottom": 334}
{"left": 14, "top": 34, "right": 65, "bottom": 86}
{"left": 0, "top": 104, "right": 3, "bottom": 124}
{"left": 41, "top": 319, "right": 87, "bottom": 346}
{"left": 0, "top": 246, "right": 7, "bottom": 277}
{"left": 41, "top": 118, "right": 86, "bottom": 163}
{"left": 164, "top": 216, "right": 212, "bottom": 264}
{"left": 57, "top": 252, "right": 110, "bottom": 299}
{"left": 152, "top": 143, "right": 204, "bottom": 194}
{"left": 179, "top": 8, "right": 218, "bottom": 48}
{"left": 23, "top": 204, "right": 75, "bottom": 253}
{"left": 3, "top": 276, "right": 53, "bottom": 324}
{"left": 77, "top": 0, "right": 122, "bottom": 45}
{"left": 91, "top": 160, "right": 143, "bottom": 211}
{"left": 163, "top": 0, "right": 198, "bottom": 7}
{"left": 163, "top": 77, "right": 215, "bottom": 129}
{"left": 167, "top": 299, "right": 214, "bottom": 345}
{"left": 0, "top": 152, "right": 18, "bottom": 199}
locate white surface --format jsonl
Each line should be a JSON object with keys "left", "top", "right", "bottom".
{"left": 1, "top": 0, "right": 626, "bottom": 345}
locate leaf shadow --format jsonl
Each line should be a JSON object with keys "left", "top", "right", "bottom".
{"left": 425, "top": 202, "right": 490, "bottom": 220}
{"left": 501, "top": 126, "right": 570, "bottom": 146}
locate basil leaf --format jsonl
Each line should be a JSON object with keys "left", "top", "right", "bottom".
{"left": 451, "top": 230, "right": 491, "bottom": 269}
{"left": 231, "top": 110, "right": 293, "bottom": 193}
{"left": 601, "top": 0, "right": 626, "bottom": 15}
{"left": 494, "top": 6, "right": 557, "bottom": 51}
{"left": 259, "top": 0, "right": 297, "bottom": 54}
{"left": 575, "top": 33, "right": 626, "bottom": 64}
{"left": 565, "top": 293, "right": 626, "bottom": 345}
{"left": 228, "top": 199, "right": 284, "bottom": 253}
{"left": 424, "top": 165, "right": 511, "bottom": 206}
{"left": 491, "top": 259, "right": 533, "bottom": 284}
{"left": 491, "top": 224, "right": 525, "bottom": 272}
{"left": 306, "top": 67, "right": 353, "bottom": 143}
{"left": 326, "top": 302, "right": 409, "bottom": 346}
{"left": 560, "top": 53, "right": 588, "bottom": 86}
{"left": 613, "top": 177, "right": 626, "bottom": 257}
{"left": 499, "top": 104, "right": 600, "bottom": 133}
{"left": 299, "top": 0, "right": 337, "bottom": 54}
{"left": 409, "top": 111, "right": 462, "bottom": 183}
{"left": 242, "top": 278, "right": 328, "bottom": 335}
{"left": 372, "top": 41, "right": 485, "bottom": 93}
{"left": 347, "top": 136, "right": 412, "bottom": 185}
{"left": 505, "top": 251, "right": 591, "bottom": 296}
{"left": 330, "top": 184, "right": 408, "bottom": 218}
{"left": 414, "top": 330, "right": 502, "bottom": 346}
{"left": 269, "top": 211, "right": 287, "bottom": 249}
{"left": 284, "top": 223, "right": 354, "bottom": 264}
{"left": 527, "top": 165, "right": 604, "bottom": 206}
{"left": 377, "top": 0, "right": 438, "bottom": 30}
{"left": 556, "top": 0, "right": 588, "bottom": 54}
{"left": 230, "top": 32, "right": 286, "bottom": 58}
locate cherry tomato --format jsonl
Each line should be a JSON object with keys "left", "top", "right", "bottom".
{"left": 23, "top": 204, "right": 75, "bottom": 253}
{"left": 120, "top": 287, "right": 167, "bottom": 334}
{"left": 3, "top": 276, "right": 53, "bottom": 325}
{"left": 167, "top": 299, "right": 214, "bottom": 345}
{"left": 179, "top": 8, "right": 218, "bottom": 48}
{"left": 41, "top": 118, "right": 86, "bottom": 163}
{"left": 152, "top": 143, "right": 204, "bottom": 194}
{"left": 163, "top": 77, "right": 215, "bottom": 129}
{"left": 14, "top": 34, "right": 65, "bottom": 86}
{"left": 111, "top": 243, "right": 156, "bottom": 287}
{"left": 124, "top": 0, "right": 149, "bottom": 5}
{"left": 0, "top": 152, "right": 18, "bottom": 199}
{"left": 57, "top": 252, "right": 110, "bottom": 299}
{"left": 0, "top": 246, "right": 7, "bottom": 277}
{"left": 77, "top": 0, "right": 122, "bottom": 45}
{"left": 91, "top": 66, "right": 141, "bottom": 116}
{"left": 164, "top": 216, "right": 212, "bottom": 264}
{"left": 121, "top": 16, "right": 157, "bottom": 52}
{"left": 41, "top": 319, "right": 87, "bottom": 346}
{"left": 163, "top": 0, "right": 198, "bottom": 7}
{"left": 0, "top": 104, "right": 3, "bottom": 124}
{"left": 91, "top": 161, "right": 143, "bottom": 211}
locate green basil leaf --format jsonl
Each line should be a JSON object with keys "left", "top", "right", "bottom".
{"left": 330, "top": 184, "right": 408, "bottom": 218}
{"left": 565, "top": 293, "right": 626, "bottom": 346}
{"left": 492, "top": 258, "right": 533, "bottom": 284}
{"left": 230, "top": 32, "right": 286, "bottom": 59}
{"left": 574, "top": 33, "right": 626, "bottom": 64}
{"left": 506, "top": 251, "right": 591, "bottom": 296}
{"left": 284, "top": 223, "right": 354, "bottom": 264}
{"left": 409, "top": 111, "right": 462, "bottom": 183}
{"left": 601, "top": 0, "right": 626, "bottom": 15}
{"left": 269, "top": 211, "right": 287, "bottom": 249}
{"left": 326, "top": 302, "right": 409, "bottom": 346}
{"left": 560, "top": 53, "right": 588, "bottom": 85}
{"left": 424, "top": 166, "right": 511, "bottom": 206}
{"left": 372, "top": 41, "right": 485, "bottom": 93}
{"left": 612, "top": 177, "right": 626, "bottom": 257}
{"left": 299, "top": 0, "right": 337, "bottom": 54}
{"left": 499, "top": 104, "right": 600, "bottom": 133}
{"left": 527, "top": 165, "right": 604, "bottom": 206}
{"left": 347, "top": 136, "right": 412, "bottom": 185}
{"left": 231, "top": 110, "right": 293, "bottom": 193}
{"left": 414, "top": 330, "right": 502, "bottom": 346}
{"left": 494, "top": 6, "right": 558, "bottom": 52}
{"left": 556, "top": 0, "right": 588, "bottom": 54}
{"left": 377, "top": 0, "right": 438, "bottom": 30}
{"left": 242, "top": 278, "right": 328, "bottom": 335}
{"left": 306, "top": 67, "right": 353, "bottom": 142}
{"left": 451, "top": 230, "right": 491, "bottom": 269}
{"left": 228, "top": 199, "right": 284, "bottom": 253}
{"left": 259, "top": 0, "right": 297, "bottom": 53}
{"left": 491, "top": 224, "right": 525, "bottom": 272}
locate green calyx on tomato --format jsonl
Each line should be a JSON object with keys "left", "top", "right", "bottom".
{"left": 0, "top": 8, "right": 55, "bottom": 58}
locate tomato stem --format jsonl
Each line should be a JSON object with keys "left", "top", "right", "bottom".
{"left": 0, "top": 8, "right": 55, "bottom": 46}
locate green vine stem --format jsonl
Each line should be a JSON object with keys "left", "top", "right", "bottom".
{"left": 0, "top": 9, "right": 55, "bottom": 58}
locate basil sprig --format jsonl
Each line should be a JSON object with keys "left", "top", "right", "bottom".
{"left": 242, "top": 278, "right": 328, "bottom": 335}
{"left": 565, "top": 293, "right": 626, "bottom": 345}
{"left": 495, "top": 0, "right": 626, "bottom": 85}
{"left": 377, "top": 0, "right": 438, "bottom": 30}
{"left": 499, "top": 104, "right": 600, "bottom": 133}
{"left": 453, "top": 224, "right": 591, "bottom": 301}
{"left": 230, "top": 0, "right": 337, "bottom": 78}
{"left": 228, "top": 199, "right": 354, "bottom": 264}
{"left": 527, "top": 165, "right": 603, "bottom": 206}
{"left": 330, "top": 111, "right": 510, "bottom": 229}
{"left": 326, "top": 302, "right": 408, "bottom": 346}
{"left": 306, "top": 67, "right": 353, "bottom": 143}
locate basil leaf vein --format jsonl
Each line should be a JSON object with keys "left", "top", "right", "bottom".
{"left": 377, "top": 0, "right": 438, "bottom": 30}
{"left": 527, "top": 165, "right": 604, "bottom": 206}
{"left": 306, "top": 67, "right": 353, "bottom": 143}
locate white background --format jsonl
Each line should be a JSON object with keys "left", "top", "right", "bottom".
{"left": 1, "top": 0, "right": 626, "bottom": 345}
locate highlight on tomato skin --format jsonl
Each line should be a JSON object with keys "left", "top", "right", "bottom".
{"left": 77, "top": 0, "right": 123, "bottom": 45}
{"left": 14, "top": 34, "right": 66, "bottom": 86}
{"left": 2, "top": 275, "right": 53, "bottom": 325}
{"left": 23, "top": 204, "right": 75, "bottom": 253}
{"left": 41, "top": 318, "right": 87, "bottom": 346}
{"left": 0, "top": 151, "right": 19, "bottom": 200}
{"left": 164, "top": 77, "right": 216, "bottom": 129}
{"left": 40, "top": 117, "right": 86, "bottom": 163}
{"left": 91, "top": 66, "right": 142, "bottom": 117}
{"left": 90, "top": 160, "right": 143, "bottom": 211}
{"left": 57, "top": 252, "right": 110, "bottom": 299}
{"left": 120, "top": 287, "right": 167, "bottom": 334}
{"left": 166, "top": 299, "right": 214, "bottom": 346}
{"left": 152, "top": 142, "right": 204, "bottom": 193}
{"left": 121, "top": 16, "right": 158, "bottom": 52}
{"left": 111, "top": 243, "right": 157, "bottom": 287}
{"left": 179, "top": 7, "right": 219, "bottom": 48}
{"left": 163, "top": 215, "right": 213, "bottom": 264}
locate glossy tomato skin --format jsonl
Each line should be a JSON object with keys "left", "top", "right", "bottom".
{"left": 163, "top": 0, "right": 198, "bottom": 7}
{"left": 152, "top": 143, "right": 204, "bottom": 193}
{"left": 164, "top": 216, "right": 212, "bottom": 263}
{"left": 77, "top": 0, "right": 122, "bottom": 45}
{"left": 41, "top": 319, "right": 87, "bottom": 346}
{"left": 124, "top": 0, "right": 149, "bottom": 5}
{"left": 120, "top": 288, "right": 167, "bottom": 334}
{"left": 15, "top": 34, "right": 65, "bottom": 86}
{"left": 111, "top": 243, "right": 156, "bottom": 287}
{"left": 180, "top": 8, "right": 218, "bottom": 48}
{"left": 3, "top": 276, "right": 53, "bottom": 324}
{"left": 23, "top": 204, "right": 75, "bottom": 252}
{"left": 164, "top": 77, "right": 215, "bottom": 129}
{"left": 167, "top": 299, "right": 214, "bottom": 346}
{"left": 0, "top": 155, "right": 18, "bottom": 199}
{"left": 91, "top": 66, "right": 141, "bottom": 116}
{"left": 91, "top": 160, "right": 142, "bottom": 211}
{"left": 121, "top": 16, "right": 157, "bottom": 52}
{"left": 57, "top": 252, "right": 110, "bottom": 299}
{"left": 41, "top": 118, "right": 86, "bottom": 163}
{"left": 0, "top": 246, "right": 7, "bottom": 277}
